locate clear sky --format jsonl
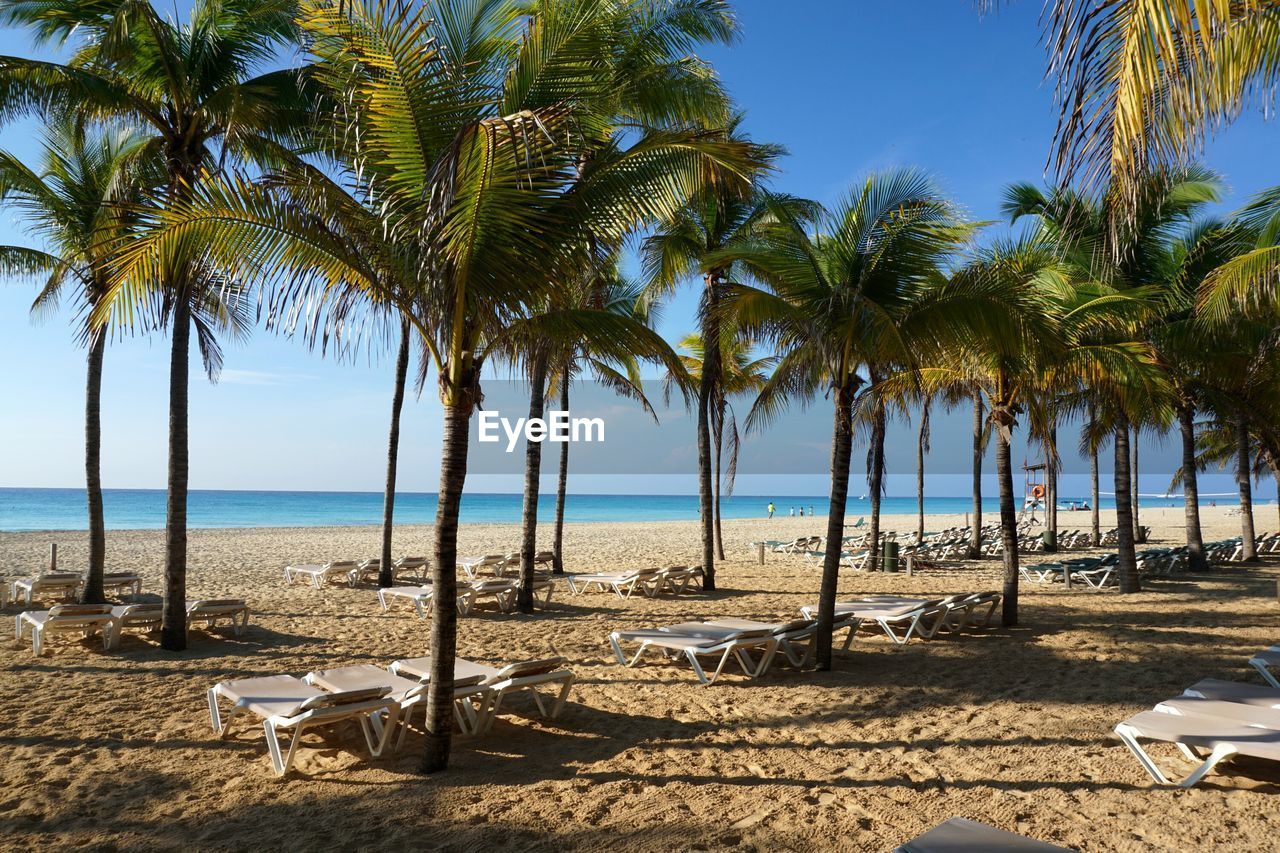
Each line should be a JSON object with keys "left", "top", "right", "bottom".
{"left": 0, "top": 2, "right": 1275, "bottom": 494}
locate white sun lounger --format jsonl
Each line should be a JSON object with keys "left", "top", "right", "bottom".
{"left": 390, "top": 655, "right": 575, "bottom": 734}
{"left": 1248, "top": 645, "right": 1280, "bottom": 688}
{"left": 702, "top": 618, "right": 822, "bottom": 668}
{"left": 345, "top": 558, "right": 383, "bottom": 586}
{"left": 458, "top": 554, "right": 506, "bottom": 579}
{"left": 283, "top": 561, "right": 359, "bottom": 589}
{"left": 304, "top": 664, "right": 490, "bottom": 747}
{"left": 566, "top": 568, "right": 662, "bottom": 598}
{"left": 894, "top": 817, "right": 1073, "bottom": 852}
{"left": 377, "top": 584, "right": 477, "bottom": 618}
{"left": 608, "top": 624, "right": 779, "bottom": 685}
{"left": 800, "top": 598, "right": 947, "bottom": 646}
{"left": 112, "top": 603, "right": 164, "bottom": 639}
{"left": 101, "top": 571, "right": 144, "bottom": 598}
{"left": 1114, "top": 697, "right": 1280, "bottom": 787}
{"left": 207, "top": 674, "right": 399, "bottom": 777}
{"left": 15, "top": 603, "right": 117, "bottom": 656}
{"left": 1183, "top": 678, "right": 1280, "bottom": 709}
{"left": 11, "top": 572, "right": 83, "bottom": 606}
{"left": 187, "top": 599, "right": 250, "bottom": 635}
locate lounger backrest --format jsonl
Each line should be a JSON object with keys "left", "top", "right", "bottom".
{"left": 300, "top": 685, "right": 392, "bottom": 711}
{"left": 188, "top": 599, "right": 247, "bottom": 613}
{"left": 102, "top": 571, "right": 138, "bottom": 580}
{"left": 488, "top": 657, "right": 567, "bottom": 683}
{"left": 120, "top": 604, "right": 163, "bottom": 617}
{"left": 326, "top": 561, "right": 358, "bottom": 570}
{"left": 40, "top": 572, "right": 82, "bottom": 582}
{"left": 774, "top": 618, "right": 816, "bottom": 635}
{"left": 48, "top": 603, "right": 112, "bottom": 617}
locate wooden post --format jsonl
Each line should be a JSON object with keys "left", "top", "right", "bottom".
{"left": 50, "top": 543, "right": 57, "bottom": 572}
{"left": 905, "top": 555, "right": 914, "bottom": 576}
{"left": 758, "top": 542, "right": 765, "bottom": 565}
{"left": 1064, "top": 565, "right": 1072, "bottom": 590}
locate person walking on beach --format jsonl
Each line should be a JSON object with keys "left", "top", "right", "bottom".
{"left": 767, "top": 502, "right": 775, "bottom": 519}
{"left": 790, "top": 507, "right": 795, "bottom": 517}
{"left": 799, "top": 506, "right": 804, "bottom": 517}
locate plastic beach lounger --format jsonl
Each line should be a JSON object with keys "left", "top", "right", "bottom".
{"left": 390, "top": 655, "right": 574, "bottom": 734}
{"left": 187, "top": 599, "right": 250, "bottom": 635}
{"left": 207, "top": 674, "right": 398, "bottom": 777}
{"left": 11, "top": 572, "right": 83, "bottom": 606}
{"left": 1113, "top": 696, "right": 1280, "bottom": 787}
{"left": 283, "top": 561, "right": 358, "bottom": 589}
{"left": 305, "top": 664, "right": 489, "bottom": 747}
{"left": 15, "top": 603, "right": 117, "bottom": 656}
{"left": 607, "top": 625, "right": 779, "bottom": 685}
{"left": 377, "top": 585, "right": 476, "bottom": 618}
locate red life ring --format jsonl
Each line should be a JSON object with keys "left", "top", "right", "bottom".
{"left": 1030, "top": 484, "right": 1046, "bottom": 500}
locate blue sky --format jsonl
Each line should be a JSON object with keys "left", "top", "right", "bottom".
{"left": 0, "top": 2, "right": 1276, "bottom": 495}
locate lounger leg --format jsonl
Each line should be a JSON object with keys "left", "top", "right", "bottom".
{"left": 548, "top": 676, "right": 574, "bottom": 718}
{"left": 1251, "top": 660, "right": 1280, "bottom": 688}
{"left": 207, "top": 688, "right": 224, "bottom": 733}
{"left": 32, "top": 625, "right": 42, "bottom": 657}
{"left": 265, "top": 719, "right": 302, "bottom": 777}
{"left": 686, "top": 650, "right": 717, "bottom": 685}
{"left": 608, "top": 633, "right": 632, "bottom": 666}
{"left": 879, "top": 618, "right": 911, "bottom": 645}
{"left": 1114, "top": 724, "right": 1238, "bottom": 787}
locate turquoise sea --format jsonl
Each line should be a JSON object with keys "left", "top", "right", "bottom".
{"left": 0, "top": 487, "right": 1190, "bottom": 532}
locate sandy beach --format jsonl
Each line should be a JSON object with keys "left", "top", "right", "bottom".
{"left": 1, "top": 504, "right": 1278, "bottom": 851}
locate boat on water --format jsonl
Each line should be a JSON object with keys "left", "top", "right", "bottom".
{"left": 1057, "top": 499, "right": 1091, "bottom": 511}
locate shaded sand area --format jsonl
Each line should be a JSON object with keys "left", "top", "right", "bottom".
{"left": 1, "top": 505, "right": 1278, "bottom": 851}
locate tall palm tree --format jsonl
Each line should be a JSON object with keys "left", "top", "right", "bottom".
{"left": 547, "top": 268, "right": 659, "bottom": 575}
{"left": 672, "top": 332, "right": 772, "bottom": 559}
{"left": 121, "top": 0, "right": 765, "bottom": 773}
{"left": 0, "top": 0, "right": 315, "bottom": 650}
{"left": 725, "top": 170, "right": 967, "bottom": 668}
{"left": 1005, "top": 169, "right": 1217, "bottom": 589}
{"left": 643, "top": 163, "right": 798, "bottom": 590}
{"left": 0, "top": 118, "right": 151, "bottom": 603}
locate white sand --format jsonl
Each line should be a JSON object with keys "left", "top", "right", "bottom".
{"left": 0, "top": 504, "right": 1278, "bottom": 851}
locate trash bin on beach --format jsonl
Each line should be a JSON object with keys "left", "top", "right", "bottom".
{"left": 882, "top": 540, "right": 899, "bottom": 572}
{"left": 1041, "top": 529, "right": 1057, "bottom": 552}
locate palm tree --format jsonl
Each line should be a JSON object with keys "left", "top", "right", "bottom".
{"left": 546, "top": 269, "right": 661, "bottom": 575}
{"left": 968, "top": 389, "right": 986, "bottom": 558}
{"left": 1005, "top": 170, "right": 1217, "bottom": 589}
{"left": 0, "top": 0, "right": 315, "bottom": 650}
{"left": 724, "top": 170, "right": 966, "bottom": 667}
{"left": 643, "top": 161, "right": 798, "bottom": 591}
{"left": 0, "top": 118, "right": 150, "bottom": 603}
{"left": 121, "top": 0, "right": 765, "bottom": 772}
{"left": 672, "top": 332, "right": 773, "bottom": 560}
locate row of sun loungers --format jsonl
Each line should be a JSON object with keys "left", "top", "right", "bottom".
{"left": 209, "top": 655, "right": 574, "bottom": 775}
{"left": 611, "top": 591, "right": 1001, "bottom": 684}
{"left": 566, "top": 565, "right": 702, "bottom": 598}
{"left": 5, "top": 571, "right": 143, "bottom": 606}
{"left": 378, "top": 577, "right": 554, "bottom": 617}
{"left": 15, "top": 599, "right": 248, "bottom": 656}
{"left": 285, "top": 551, "right": 561, "bottom": 591}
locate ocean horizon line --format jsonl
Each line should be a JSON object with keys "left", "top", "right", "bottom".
{"left": 0, "top": 485, "right": 1214, "bottom": 533}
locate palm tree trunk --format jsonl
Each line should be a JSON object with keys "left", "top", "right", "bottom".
{"left": 420, "top": 398, "right": 470, "bottom": 774}
{"left": 161, "top": 294, "right": 190, "bottom": 651}
{"left": 379, "top": 320, "right": 411, "bottom": 587}
{"left": 713, "top": 400, "right": 726, "bottom": 561}
{"left": 1237, "top": 415, "right": 1258, "bottom": 562}
{"left": 552, "top": 370, "right": 569, "bottom": 575}
{"left": 916, "top": 399, "right": 929, "bottom": 545}
{"left": 1177, "top": 402, "right": 1207, "bottom": 571}
{"left": 1113, "top": 419, "right": 1140, "bottom": 593}
{"left": 696, "top": 274, "right": 719, "bottom": 590}
{"left": 993, "top": 407, "right": 1020, "bottom": 628}
{"left": 968, "top": 392, "right": 984, "bottom": 559}
{"left": 80, "top": 329, "right": 107, "bottom": 604}
{"left": 1088, "top": 409, "right": 1100, "bottom": 546}
{"left": 867, "top": 398, "right": 886, "bottom": 570}
{"left": 816, "top": 380, "right": 856, "bottom": 670}
{"left": 1131, "top": 429, "right": 1143, "bottom": 543}
{"left": 518, "top": 350, "right": 550, "bottom": 613}
{"left": 1045, "top": 424, "right": 1058, "bottom": 553}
